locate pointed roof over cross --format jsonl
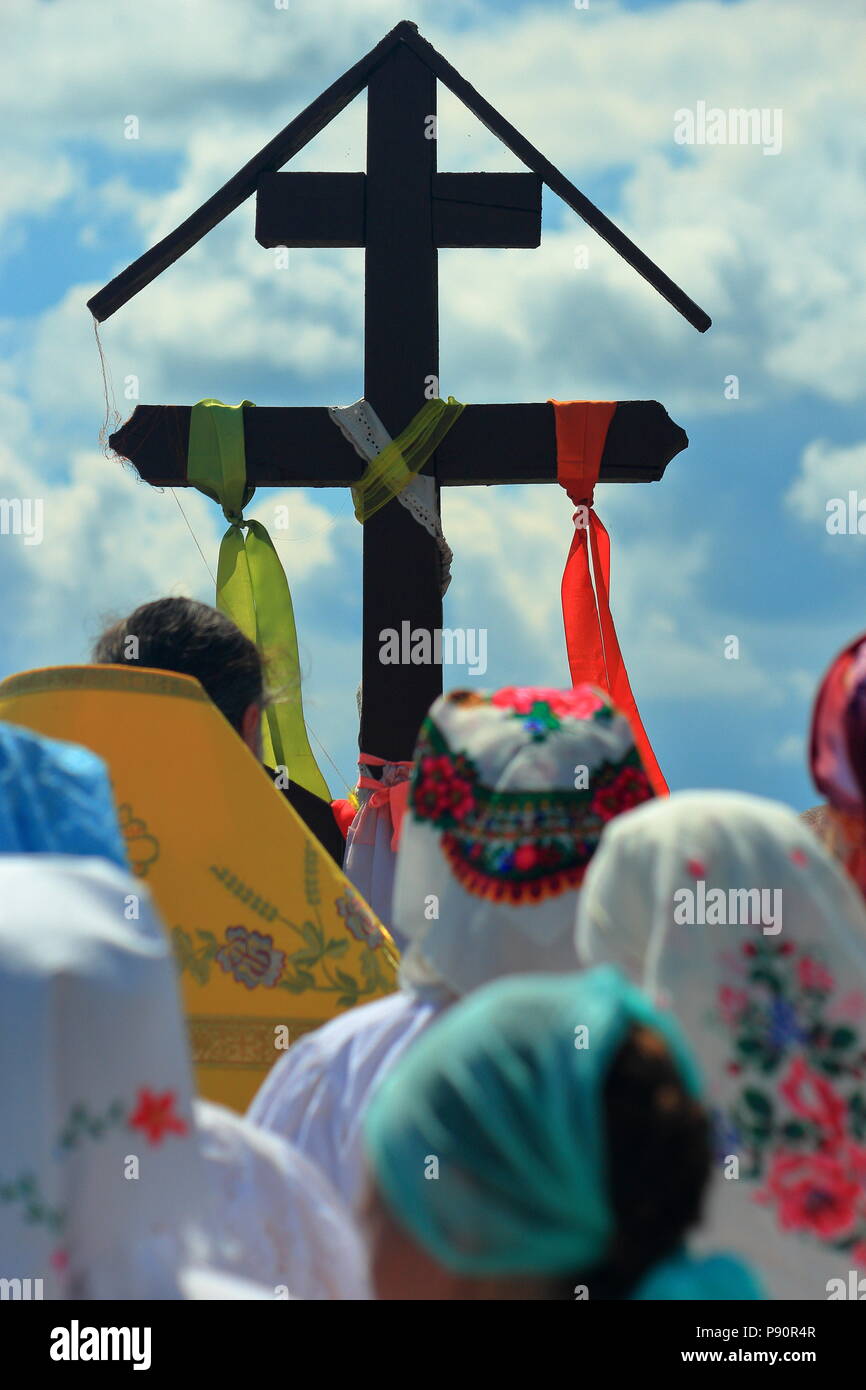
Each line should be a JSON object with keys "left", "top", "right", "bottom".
{"left": 91, "top": 20, "right": 708, "bottom": 767}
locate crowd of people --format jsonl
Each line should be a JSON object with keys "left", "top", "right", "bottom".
{"left": 3, "top": 596, "right": 866, "bottom": 1301}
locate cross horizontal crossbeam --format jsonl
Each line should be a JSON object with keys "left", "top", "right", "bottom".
{"left": 109, "top": 401, "right": 687, "bottom": 489}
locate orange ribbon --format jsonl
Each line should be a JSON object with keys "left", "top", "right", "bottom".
{"left": 354, "top": 754, "right": 413, "bottom": 852}
{"left": 552, "top": 400, "right": 668, "bottom": 797}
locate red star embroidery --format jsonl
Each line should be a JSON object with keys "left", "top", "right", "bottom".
{"left": 129, "top": 1088, "right": 188, "bottom": 1145}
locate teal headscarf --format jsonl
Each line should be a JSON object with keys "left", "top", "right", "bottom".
{"left": 0, "top": 723, "right": 128, "bottom": 869}
{"left": 364, "top": 965, "right": 762, "bottom": 1298}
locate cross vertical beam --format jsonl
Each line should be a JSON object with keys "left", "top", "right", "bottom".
{"left": 90, "top": 22, "right": 709, "bottom": 778}
{"left": 362, "top": 44, "right": 441, "bottom": 761}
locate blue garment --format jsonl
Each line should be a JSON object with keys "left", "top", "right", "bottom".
{"left": 364, "top": 964, "right": 762, "bottom": 1297}
{"left": 633, "top": 1251, "right": 763, "bottom": 1300}
{"left": 0, "top": 723, "right": 128, "bottom": 868}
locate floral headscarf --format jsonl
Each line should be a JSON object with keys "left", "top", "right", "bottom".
{"left": 0, "top": 854, "right": 371, "bottom": 1300}
{"left": 0, "top": 855, "right": 214, "bottom": 1298}
{"left": 577, "top": 790, "right": 866, "bottom": 1300}
{"left": 393, "top": 684, "right": 654, "bottom": 997}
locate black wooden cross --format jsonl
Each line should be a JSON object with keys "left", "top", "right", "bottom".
{"left": 89, "top": 21, "right": 708, "bottom": 769}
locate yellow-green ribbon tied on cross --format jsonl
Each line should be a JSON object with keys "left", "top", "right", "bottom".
{"left": 187, "top": 399, "right": 330, "bottom": 802}
{"left": 351, "top": 395, "right": 464, "bottom": 522}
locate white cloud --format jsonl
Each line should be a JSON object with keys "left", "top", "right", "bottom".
{"left": 784, "top": 438, "right": 866, "bottom": 535}
{"left": 443, "top": 481, "right": 781, "bottom": 703}
{"left": 4, "top": 0, "right": 863, "bottom": 429}
{"left": 2, "top": 0, "right": 864, "bottom": 800}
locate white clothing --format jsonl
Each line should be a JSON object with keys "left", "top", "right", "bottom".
{"left": 0, "top": 856, "right": 361, "bottom": 1299}
{"left": 195, "top": 1100, "right": 370, "bottom": 1299}
{"left": 249, "top": 988, "right": 446, "bottom": 1210}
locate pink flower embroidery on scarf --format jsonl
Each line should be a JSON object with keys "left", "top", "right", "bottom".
{"left": 757, "top": 1151, "right": 861, "bottom": 1241}
{"left": 797, "top": 956, "right": 835, "bottom": 993}
{"left": 846, "top": 1144, "right": 866, "bottom": 1183}
{"left": 827, "top": 989, "right": 866, "bottom": 1023}
{"left": 718, "top": 985, "right": 749, "bottom": 1026}
{"left": 779, "top": 1058, "right": 847, "bottom": 1145}
{"left": 717, "top": 934, "right": 866, "bottom": 1253}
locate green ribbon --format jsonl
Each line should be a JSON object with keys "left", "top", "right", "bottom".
{"left": 187, "top": 398, "right": 330, "bottom": 802}
{"left": 351, "top": 396, "right": 464, "bottom": 522}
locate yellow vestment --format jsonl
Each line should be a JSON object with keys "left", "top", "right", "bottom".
{"left": 0, "top": 665, "right": 397, "bottom": 1111}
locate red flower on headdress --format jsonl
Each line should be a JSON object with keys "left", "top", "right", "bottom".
{"left": 414, "top": 754, "right": 475, "bottom": 823}
{"left": 492, "top": 687, "right": 549, "bottom": 714}
{"left": 549, "top": 686, "right": 608, "bottom": 720}
{"left": 513, "top": 845, "right": 539, "bottom": 872}
{"left": 129, "top": 1088, "right": 188, "bottom": 1146}
{"left": 591, "top": 766, "right": 653, "bottom": 820}
{"left": 492, "top": 685, "right": 607, "bottom": 721}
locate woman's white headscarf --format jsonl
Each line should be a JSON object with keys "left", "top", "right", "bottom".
{"left": 577, "top": 790, "right": 866, "bottom": 1300}
{"left": 0, "top": 855, "right": 369, "bottom": 1299}
{"left": 393, "top": 684, "right": 655, "bottom": 998}
{"left": 0, "top": 855, "right": 215, "bottom": 1298}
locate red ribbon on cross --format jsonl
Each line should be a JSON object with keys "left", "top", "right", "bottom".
{"left": 551, "top": 399, "right": 668, "bottom": 797}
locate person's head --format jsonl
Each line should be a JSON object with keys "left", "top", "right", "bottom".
{"left": 392, "top": 684, "right": 655, "bottom": 998}
{"left": 93, "top": 598, "right": 264, "bottom": 754}
{"left": 811, "top": 631, "right": 866, "bottom": 815}
{"left": 576, "top": 789, "right": 866, "bottom": 993}
{"left": 809, "top": 632, "right": 866, "bottom": 895}
{"left": 577, "top": 790, "right": 866, "bottom": 1284}
{"left": 362, "top": 966, "right": 759, "bottom": 1300}
{"left": 0, "top": 722, "right": 128, "bottom": 867}
{"left": 0, "top": 855, "right": 208, "bottom": 1298}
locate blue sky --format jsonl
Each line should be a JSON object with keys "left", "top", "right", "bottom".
{"left": 0, "top": 0, "right": 864, "bottom": 805}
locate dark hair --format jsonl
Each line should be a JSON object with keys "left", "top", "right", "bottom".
{"left": 92, "top": 598, "right": 264, "bottom": 733}
{"left": 563, "top": 1023, "right": 712, "bottom": 1299}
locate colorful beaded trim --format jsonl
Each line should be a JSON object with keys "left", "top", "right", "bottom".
{"left": 410, "top": 692, "right": 653, "bottom": 903}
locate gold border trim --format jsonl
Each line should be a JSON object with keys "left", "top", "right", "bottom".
{"left": 188, "top": 1015, "right": 324, "bottom": 1069}
{"left": 0, "top": 665, "right": 211, "bottom": 704}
